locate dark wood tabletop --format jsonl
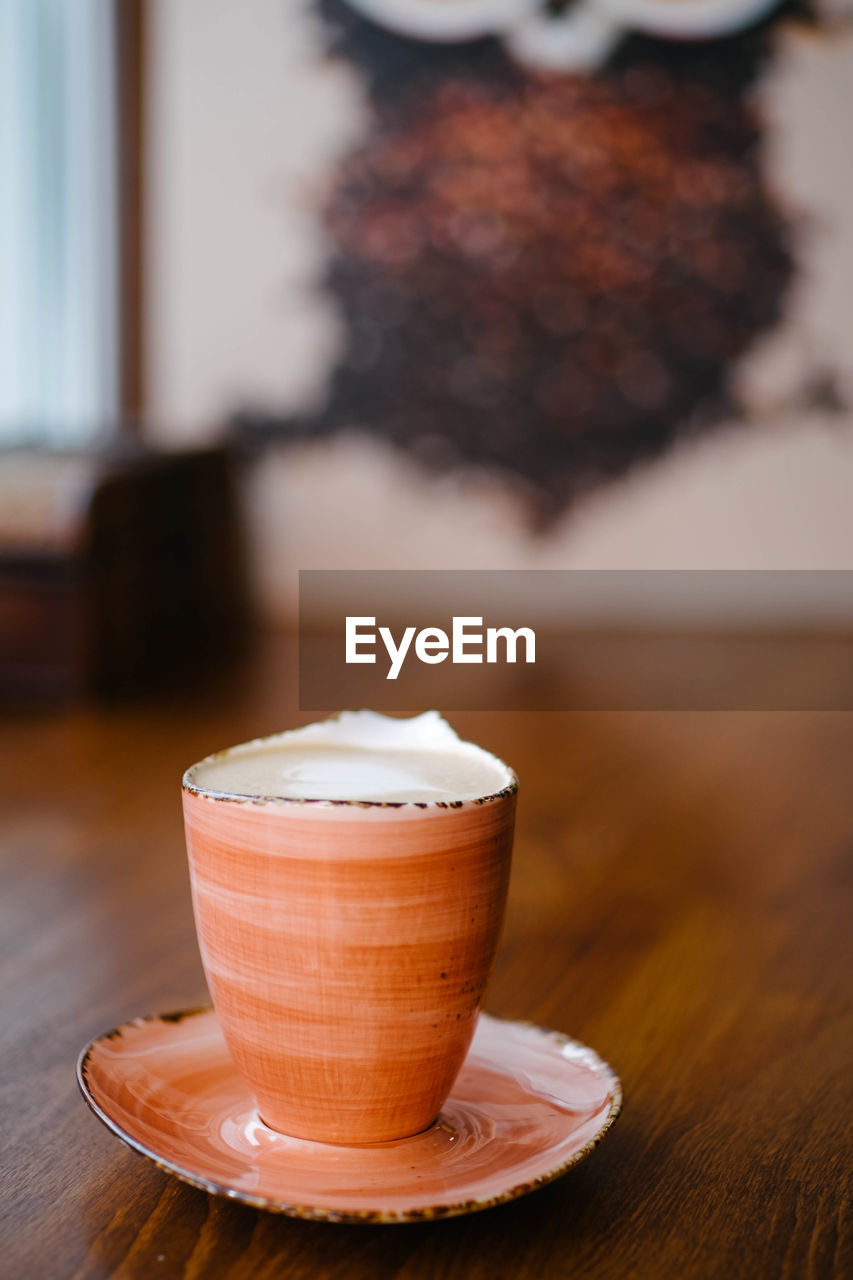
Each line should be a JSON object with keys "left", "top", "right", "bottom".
{"left": 2, "top": 634, "right": 851, "bottom": 1279}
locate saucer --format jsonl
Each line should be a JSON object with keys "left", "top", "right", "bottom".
{"left": 78, "top": 1009, "right": 621, "bottom": 1223}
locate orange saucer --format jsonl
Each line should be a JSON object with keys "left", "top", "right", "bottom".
{"left": 77, "top": 1009, "right": 621, "bottom": 1223}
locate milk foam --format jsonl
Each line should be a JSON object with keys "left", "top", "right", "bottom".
{"left": 185, "top": 711, "right": 513, "bottom": 804}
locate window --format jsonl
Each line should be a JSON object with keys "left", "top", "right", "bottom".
{"left": 0, "top": 0, "right": 118, "bottom": 446}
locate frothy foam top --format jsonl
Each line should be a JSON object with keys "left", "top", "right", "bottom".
{"left": 185, "top": 711, "right": 514, "bottom": 804}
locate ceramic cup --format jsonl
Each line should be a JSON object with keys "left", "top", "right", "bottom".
{"left": 181, "top": 720, "right": 516, "bottom": 1144}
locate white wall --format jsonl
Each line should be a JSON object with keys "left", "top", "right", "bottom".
{"left": 145, "top": 2, "right": 853, "bottom": 622}
{"left": 146, "top": 0, "right": 364, "bottom": 433}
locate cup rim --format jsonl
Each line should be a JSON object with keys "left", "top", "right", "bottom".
{"left": 182, "top": 728, "right": 518, "bottom": 811}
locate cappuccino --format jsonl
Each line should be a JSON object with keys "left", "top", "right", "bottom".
{"left": 181, "top": 709, "right": 517, "bottom": 1142}
{"left": 185, "top": 710, "right": 513, "bottom": 804}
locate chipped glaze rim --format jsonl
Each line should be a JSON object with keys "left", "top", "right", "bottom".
{"left": 77, "top": 1008, "right": 622, "bottom": 1225}
{"left": 181, "top": 718, "right": 518, "bottom": 811}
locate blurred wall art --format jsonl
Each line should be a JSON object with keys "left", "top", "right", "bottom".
{"left": 144, "top": 0, "right": 853, "bottom": 616}
{"left": 262, "top": 0, "right": 795, "bottom": 519}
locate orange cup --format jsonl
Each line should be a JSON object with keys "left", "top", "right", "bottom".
{"left": 182, "top": 735, "right": 516, "bottom": 1144}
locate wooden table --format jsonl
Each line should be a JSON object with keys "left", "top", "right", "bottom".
{"left": 2, "top": 635, "right": 851, "bottom": 1278}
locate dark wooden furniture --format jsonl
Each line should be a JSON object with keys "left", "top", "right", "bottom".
{"left": 1, "top": 635, "right": 850, "bottom": 1277}
{"left": 0, "top": 446, "right": 248, "bottom": 701}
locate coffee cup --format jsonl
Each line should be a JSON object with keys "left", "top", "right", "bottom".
{"left": 181, "top": 710, "right": 517, "bottom": 1144}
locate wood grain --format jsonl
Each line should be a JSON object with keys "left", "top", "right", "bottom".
{"left": 1, "top": 633, "right": 851, "bottom": 1278}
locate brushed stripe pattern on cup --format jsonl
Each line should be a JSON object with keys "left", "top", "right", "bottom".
{"left": 183, "top": 788, "right": 516, "bottom": 1144}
